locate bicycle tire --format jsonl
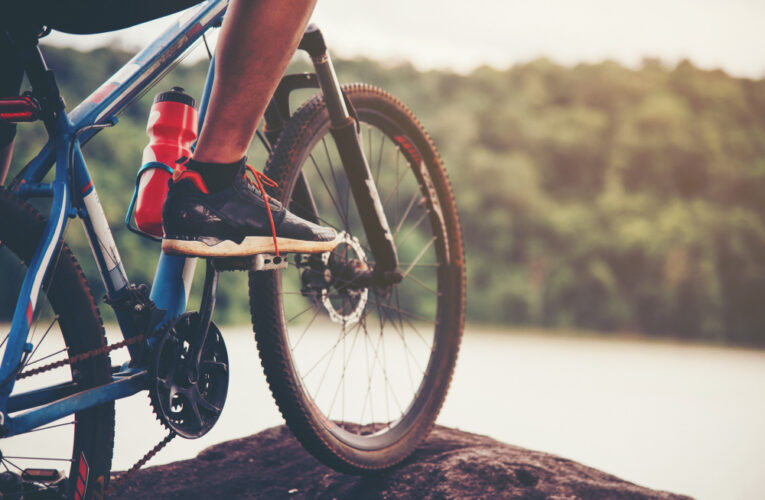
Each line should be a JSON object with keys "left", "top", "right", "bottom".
{"left": 250, "top": 84, "right": 465, "bottom": 473}
{"left": 0, "top": 188, "right": 114, "bottom": 498}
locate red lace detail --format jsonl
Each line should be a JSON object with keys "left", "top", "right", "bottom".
{"left": 245, "top": 164, "right": 280, "bottom": 256}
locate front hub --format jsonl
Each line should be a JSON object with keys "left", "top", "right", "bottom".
{"left": 300, "top": 231, "right": 370, "bottom": 326}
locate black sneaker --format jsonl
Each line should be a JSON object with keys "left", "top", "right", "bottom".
{"left": 161, "top": 158, "right": 338, "bottom": 257}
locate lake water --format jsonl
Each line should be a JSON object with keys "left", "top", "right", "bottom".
{"left": 96, "top": 326, "right": 765, "bottom": 499}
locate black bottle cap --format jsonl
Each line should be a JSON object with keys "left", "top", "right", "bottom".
{"left": 154, "top": 87, "right": 196, "bottom": 109}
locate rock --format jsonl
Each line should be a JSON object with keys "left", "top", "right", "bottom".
{"left": 110, "top": 426, "right": 691, "bottom": 499}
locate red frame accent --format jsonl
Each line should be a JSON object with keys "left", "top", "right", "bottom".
{"left": 0, "top": 96, "right": 41, "bottom": 123}
{"left": 80, "top": 181, "right": 94, "bottom": 195}
{"left": 25, "top": 302, "right": 33, "bottom": 326}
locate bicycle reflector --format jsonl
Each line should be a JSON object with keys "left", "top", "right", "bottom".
{"left": 0, "top": 96, "right": 41, "bottom": 123}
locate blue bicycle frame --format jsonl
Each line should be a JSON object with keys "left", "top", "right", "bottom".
{"left": 0, "top": 0, "right": 228, "bottom": 438}
{"left": 0, "top": 0, "right": 399, "bottom": 442}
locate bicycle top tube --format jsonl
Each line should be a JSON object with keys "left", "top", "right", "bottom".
{"left": 68, "top": 0, "right": 227, "bottom": 144}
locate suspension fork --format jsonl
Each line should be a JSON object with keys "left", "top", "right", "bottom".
{"left": 298, "top": 26, "right": 400, "bottom": 280}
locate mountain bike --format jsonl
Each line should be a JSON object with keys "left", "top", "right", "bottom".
{"left": 0, "top": 1, "right": 465, "bottom": 497}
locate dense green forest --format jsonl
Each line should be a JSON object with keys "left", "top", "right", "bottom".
{"left": 8, "top": 45, "right": 765, "bottom": 345}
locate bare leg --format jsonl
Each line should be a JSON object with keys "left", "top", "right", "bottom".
{"left": 0, "top": 141, "right": 13, "bottom": 186}
{"left": 193, "top": 0, "right": 317, "bottom": 164}
{"left": 162, "top": 0, "right": 335, "bottom": 258}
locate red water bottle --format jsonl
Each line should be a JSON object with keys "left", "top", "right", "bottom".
{"left": 134, "top": 87, "right": 198, "bottom": 237}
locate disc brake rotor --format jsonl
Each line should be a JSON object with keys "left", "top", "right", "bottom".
{"left": 150, "top": 313, "right": 229, "bottom": 439}
{"left": 320, "top": 231, "right": 369, "bottom": 326}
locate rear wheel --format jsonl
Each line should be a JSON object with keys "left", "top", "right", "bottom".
{"left": 0, "top": 188, "right": 114, "bottom": 498}
{"left": 250, "top": 85, "right": 465, "bottom": 473}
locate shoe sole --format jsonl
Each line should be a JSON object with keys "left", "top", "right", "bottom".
{"left": 161, "top": 235, "right": 340, "bottom": 257}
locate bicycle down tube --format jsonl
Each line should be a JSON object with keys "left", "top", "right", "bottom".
{"left": 1, "top": 0, "right": 227, "bottom": 437}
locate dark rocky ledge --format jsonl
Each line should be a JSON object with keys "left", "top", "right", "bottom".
{"left": 111, "top": 425, "right": 692, "bottom": 499}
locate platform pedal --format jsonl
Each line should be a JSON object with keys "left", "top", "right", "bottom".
{"left": 253, "top": 253, "right": 288, "bottom": 271}
{"left": 212, "top": 253, "right": 289, "bottom": 272}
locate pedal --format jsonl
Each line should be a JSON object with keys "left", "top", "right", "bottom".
{"left": 212, "top": 253, "right": 288, "bottom": 272}
{"left": 253, "top": 253, "right": 288, "bottom": 271}
{"left": 22, "top": 468, "right": 65, "bottom": 484}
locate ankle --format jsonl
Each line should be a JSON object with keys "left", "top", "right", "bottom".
{"left": 185, "top": 156, "right": 245, "bottom": 192}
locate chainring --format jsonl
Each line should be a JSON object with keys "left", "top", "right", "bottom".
{"left": 149, "top": 312, "right": 229, "bottom": 439}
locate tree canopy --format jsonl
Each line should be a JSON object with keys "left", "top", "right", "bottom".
{"left": 9, "top": 46, "right": 765, "bottom": 345}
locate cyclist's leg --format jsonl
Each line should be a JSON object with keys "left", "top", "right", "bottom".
{"left": 161, "top": 0, "right": 339, "bottom": 258}
{"left": 193, "top": 0, "right": 317, "bottom": 164}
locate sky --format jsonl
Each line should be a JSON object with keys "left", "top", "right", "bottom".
{"left": 43, "top": 0, "right": 765, "bottom": 78}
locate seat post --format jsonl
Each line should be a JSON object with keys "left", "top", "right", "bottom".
{"left": 8, "top": 28, "right": 64, "bottom": 130}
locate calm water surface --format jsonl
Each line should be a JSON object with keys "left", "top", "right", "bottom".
{"left": 104, "top": 326, "right": 764, "bottom": 500}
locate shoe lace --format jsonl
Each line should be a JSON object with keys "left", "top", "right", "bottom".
{"left": 245, "top": 164, "right": 280, "bottom": 256}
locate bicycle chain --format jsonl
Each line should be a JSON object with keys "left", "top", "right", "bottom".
{"left": 15, "top": 326, "right": 177, "bottom": 499}
{"left": 15, "top": 333, "right": 148, "bottom": 380}
{"left": 102, "top": 430, "right": 177, "bottom": 498}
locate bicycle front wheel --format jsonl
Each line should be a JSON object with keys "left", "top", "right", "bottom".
{"left": 0, "top": 188, "right": 114, "bottom": 498}
{"left": 250, "top": 84, "right": 465, "bottom": 473}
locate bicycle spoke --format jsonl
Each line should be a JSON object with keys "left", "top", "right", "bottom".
{"left": 375, "top": 129, "right": 386, "bottom": 186}
{"left": 311, "top": 322, "right": 361, "bottom": 400}
{"left": 371, "top": 295, "right": 437, "bottom": 324}
{"left": 381, "top": 156, "right": 412, "bottom": 208}
{"left": 371, "top": 301, "right": 404, "bottom": 418}
{"left": 401, "top": 237, "right": 436, "bottom": 279}
{"left": 2, "top": 458, "right": 24, "bottom": 473}
{"left": 287, "top": 303, "right": 317, "bottom": 324}
{"left": 392, "top": 286, "right": 417, "bottom": 393}
{"left": 320, "top": 137, "right": 351, "bottom": 229}
{"left": 386, "top": 311, "right": 426, "bottom": 377}
{"left": 380, "top": 310, "right": 391, "bottom": 426}
{"left": 327, "top": 318, "right": 362, "bottom": 419}
{"left": 358, "top": 317, "right": 372, "bottom": 427}
{"left": 4, "top": 456, "right": 73, "bottom": 462}
{"left": 371, "top": 296, "right": 434, "bottom": 350}
{"left": 404, "top": 273, "right": 440, "bottom": 296}
{"left": 25, "top": 420, "right": 75, "bottom": 433}
{"left": 308, "top": 152, "right": 347, "bottom": 229}
{"left": 290, "top": 305, "right": 323, "bottom": 352}
{"left": 23, "top": 314, "right": 60, "bottom": 370}
{"left": 377, "top": 290, "right": 427, "bottom": 377}
{"left": 302, "top": 322, "right": 358, "bottom": 380}
{"left": 23, "top": 347, "right": 68, "bottom": 367}
{"left": 396, "top": 210, "right": 429, "bottom": 248}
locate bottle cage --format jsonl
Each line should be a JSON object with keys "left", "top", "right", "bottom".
{"left": 125, "top": 161, "right": 174, "bottom": 241}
